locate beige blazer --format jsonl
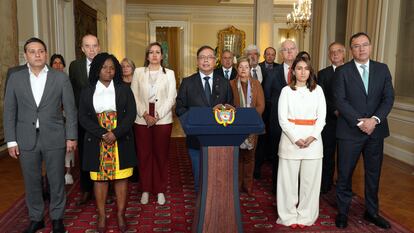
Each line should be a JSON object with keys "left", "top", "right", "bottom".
{"left": 131, "top": 67, "right": 176, "bottom": 125}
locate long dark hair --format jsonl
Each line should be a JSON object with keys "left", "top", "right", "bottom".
{"left": 289, "top": 56, "right": 317, "bottom": 92}
{"left": 50, "top": 54, "right": 66, "bottom": 67}
{"left": 144, "top": 42, "right": 166, "bottom": 74}
{"left": 88, "top": 52, "right": 123, "bottom": 86}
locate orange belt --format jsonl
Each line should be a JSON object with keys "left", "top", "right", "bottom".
{"left": 288, "top": 119, "right": 316, "bottom": 125}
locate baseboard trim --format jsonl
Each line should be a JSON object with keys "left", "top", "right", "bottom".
{"left": 385, "top": 142, "right": 414, "bottom": 169}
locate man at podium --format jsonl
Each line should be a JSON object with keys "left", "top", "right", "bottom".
{"left": 176, "top": 45, "right": 233, "bottom": 192}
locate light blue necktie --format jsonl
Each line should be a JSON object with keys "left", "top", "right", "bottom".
{"left": 224, "top": 69, "right": 229, "bottom": 79}
{"left": 360, "top": 64, "right": 369, "bottom": 94}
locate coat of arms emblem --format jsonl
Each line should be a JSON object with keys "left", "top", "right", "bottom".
{"left": 213, "top": 104, "right": 236, "bottom": 127}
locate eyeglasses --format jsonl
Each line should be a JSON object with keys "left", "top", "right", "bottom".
{"left": 198, "top": 55, "right": 216, "bottom": 61}
{"left": 351, "top": 43, "right": 370, "bottom": 50}
{"left": 280, "top": 47, "right": 296, "bottom": 52}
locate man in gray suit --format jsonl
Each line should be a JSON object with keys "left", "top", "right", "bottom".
{"left": 69, "top": 34, "right": 100, "bottom": 205}
{"left": 3, "top": 37, "right": 77, "bottom": 233}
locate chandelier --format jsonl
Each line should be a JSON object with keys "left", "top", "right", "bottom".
{"left": 286, "top": 0, "right": 312, "bottom": 32}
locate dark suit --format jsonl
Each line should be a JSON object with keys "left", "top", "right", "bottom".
{"left": 255, "top": 62, "right": 280, "bottom": 182}
{"left": 214, "top": 67, "right": 237, "bottom": 80}
{"left": 176, "top": 72, "right": 233, "bottom": 191}
{"left": 68, "top": 57, "right": 93, "bottom": 193}
{"left": 4, "top": 66, "right": 77, "bottom": 221}
{"left": 4, "top": 64, "right": 27, "bottom": 94}
{"left": 334, "top": 60, "right": 394, "bottom": 216}
{"left": 79, "top": 82, "right": 137, "bottom": 172}
{"left": 259, "top": 61, "right": 279, "bottom": 72}
{"left": 69, "top": 57, "right": 89, "bottom": 107}
{"left": 176, "top": 72, "right": 233, "bottom": 148}
{"left": 266, "top": 64, "right": 288, "bottom": 192}
{"left": 317, "top": 65, "right": 338, "bottom": 192}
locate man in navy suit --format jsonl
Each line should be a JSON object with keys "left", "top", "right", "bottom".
{"left": 214, "top": 49, "right": 237, "bottom": 80}
{"left": 259, "top": 47, "right": 279, "bottom": 72}
{"left": 317, "top": 42, "right": 345, "bottom": 194}
{"left": 334, "top": 32, "right": 394, "bottom": 229}
{"left": 265, "top": 40, "right": 298, "bottom": 193}
{"left": 176, "top": 45, "right": 233, "bottom": 192}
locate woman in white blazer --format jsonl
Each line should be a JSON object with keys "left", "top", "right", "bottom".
{"left": 130, "top": 42, "right": 176, "bottom": 205}
{"left": 276, "top": 56, "right": 326, "bottom": 229}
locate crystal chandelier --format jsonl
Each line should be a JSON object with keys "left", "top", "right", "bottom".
{"left": 286, "top": 0, "right": 312, "bottom": 32}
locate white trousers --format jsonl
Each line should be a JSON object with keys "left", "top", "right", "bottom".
{"left": 276, "top": 158, "right": 322, "bottom": 226}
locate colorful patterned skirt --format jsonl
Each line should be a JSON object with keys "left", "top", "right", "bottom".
{"left": 90, "top": 111, "right": 133, "bottom": 181}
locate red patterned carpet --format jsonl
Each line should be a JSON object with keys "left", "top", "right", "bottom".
{"left": 0, "top": 137, "right": 411, "bottom": 233}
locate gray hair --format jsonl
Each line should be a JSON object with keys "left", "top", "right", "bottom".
{"left": 244, "top": 44, "right": 260, "bottom": 56}
{"left": 279, "top": 40, "right": 297, "bottom": 52}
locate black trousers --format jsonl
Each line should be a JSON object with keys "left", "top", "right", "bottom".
{"left": 321, "top": 120, "right": 337, "bottom": 189}
{"left": 336, "top": 137, "right": 384, "bottom": 215}
{"left": 78, "top": 125, "right": 93, "bottom": 193}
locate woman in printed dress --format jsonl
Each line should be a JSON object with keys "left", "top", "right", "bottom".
{"left": 79, "top": 52, "right": 137, "bottom": 233}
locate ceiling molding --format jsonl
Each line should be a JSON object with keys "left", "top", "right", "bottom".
{"left": 126, "top": 3, "right": 292, "bottom": 23}
{"left": 147, "top": 13, "right": 191, "bottom": 21}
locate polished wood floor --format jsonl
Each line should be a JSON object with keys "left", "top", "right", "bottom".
{"left": 0, "top": 120, "right": 413, "bottom": 231}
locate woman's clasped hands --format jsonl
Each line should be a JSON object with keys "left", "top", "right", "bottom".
{"left": 295, "top": 136, "right": 316, "bottom": 149}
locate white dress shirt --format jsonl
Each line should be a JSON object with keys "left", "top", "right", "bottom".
{"left": 93, "top": 80, "right": 117, "bottom": 113}
{"left": 199, "top": 72, "right": 214, "bottom": 94}
{"left": 86, "top": 59, "right": 92, "bottom": 77}
{"left": 7, "top": 64, "right": 48, "bottom": 148}
{"left": 283, "top": 63, "right": 290, "bottom": 83}
{"left": 250, "top": 66, "right": 263, "bottom": 83}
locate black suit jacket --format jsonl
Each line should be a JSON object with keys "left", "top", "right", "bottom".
{"left": 214, "top": 67, "right": 237, "bottom": 80}
{"left": 259, "top": 61, "right": 279, "bottom": 71}
{"left": 69, "top": 57, "right": 89, "bottom": 107}
{"left": 259, "top": 62, "right": 280, "bottom": 102}
{"left": 79, "top": 82, "right": 137, "bottom": 171}
{"left": 176, "top": 72, "right": 233, "bottom": 148}
{"left": 268, "top": 65, "right": 288, "bottom": 136}
{"left": 334, "top": 60, "right": 394, "bottom": 140}
{"left": 318, "top": 65, "right": 337, "bottom": 122}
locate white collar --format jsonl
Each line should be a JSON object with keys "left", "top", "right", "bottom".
{"left": 27, "top": 64, "right": 49, "bottom": 76}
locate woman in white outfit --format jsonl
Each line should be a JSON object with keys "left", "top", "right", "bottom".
{"left": 276, "top": 56, "right": 326, "bottom": 229}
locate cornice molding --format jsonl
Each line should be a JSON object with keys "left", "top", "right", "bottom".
{"left": 126, "top": 3, "right": 291, "bottom": 23}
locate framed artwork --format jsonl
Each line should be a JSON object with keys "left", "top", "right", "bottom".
{"left": 217, "top": 26, "right": 246, "bottom": 59}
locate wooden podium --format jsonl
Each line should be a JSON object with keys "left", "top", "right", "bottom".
{"left": 180, "top": 107, "right": 264, "bottom": 233}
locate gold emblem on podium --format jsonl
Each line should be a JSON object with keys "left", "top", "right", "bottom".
{"left": 213, "top": 104, "right": 235, "bottom": 127}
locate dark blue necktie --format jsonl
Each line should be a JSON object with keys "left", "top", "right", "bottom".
{"left": 224, "top": 70, "right": 229, "bottom": 79}
{"left": 203, "top": 76, "right": 211, "bottom": 105}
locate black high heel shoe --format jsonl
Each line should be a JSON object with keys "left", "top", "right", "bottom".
{"left": 97, "top": 216, "right": 106, "bottom": 233}
{"left": 117, "top": 215, "right": 127, "bottom": 232}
